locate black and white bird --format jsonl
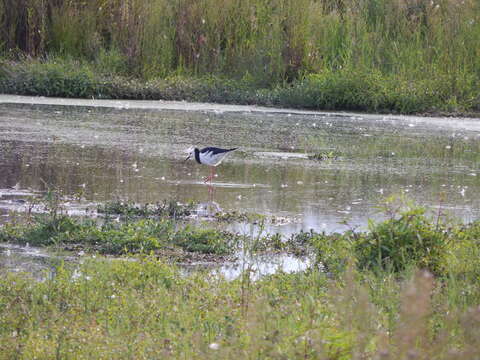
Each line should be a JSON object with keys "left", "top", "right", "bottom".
{"left": 185, "top": 147, "right": 237, "bottom": 183}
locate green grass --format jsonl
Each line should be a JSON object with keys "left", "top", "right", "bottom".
{"left": 0, "top": 215, "right": 241, "bottom": 256}
{"left": 1, "top": 0, "right": 480, "bottom": 114}
{"left": 97, "top": 199, "right": 196, "bottom": 219}
{"left": 1, "top": 196, "right": 480, "bottom": 358}
{"left": 2, "top": 59, "right": 478, "bottom": 113}
{"left": 0, "top": 256, "right": 479, "bottom": 358}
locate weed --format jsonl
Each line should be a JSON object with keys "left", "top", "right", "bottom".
{"left": 1, "top": 0, "right": 480, "bottom": 113}
{"left": 308, "top": 150, "right": 340, "bottom": 161}
{"left": 98, "top": 199, "right": 195, "bottom": 220}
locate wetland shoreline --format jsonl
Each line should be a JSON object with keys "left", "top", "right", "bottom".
{"left": 1, "top": 94, "right": 479, "bottom": 359}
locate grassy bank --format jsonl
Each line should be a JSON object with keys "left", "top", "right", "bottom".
{"left": 1, "top": 58, "right": 479, "bottom": 114}
{"left": 1, "top": 0, "right": 480, "bottom": 114}
{"left": 1, "top": 197, "right": 480, "bottom": 358}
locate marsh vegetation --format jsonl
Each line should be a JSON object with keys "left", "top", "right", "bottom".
{"left": 0, "top": 105, "right": 479, "bottom": 356}
{"left": 1, "top": 192, "right": 480, "bottom": 358}
{"left": 1, "top": 0, "right": 480, "bottom": 113}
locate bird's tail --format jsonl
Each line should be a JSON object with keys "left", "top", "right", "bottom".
{"left": 228, "top": 148, "right": 238, "bottom": 152}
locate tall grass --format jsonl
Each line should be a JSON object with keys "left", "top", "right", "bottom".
{"left": 1, "top": 0, "right": 479, "bottom": 112}
{"left": 1, "top": 0, "right": 479, "bottom": 84}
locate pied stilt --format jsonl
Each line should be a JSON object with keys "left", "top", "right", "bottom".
{"left": 185, "top": 147, "right": 237, "bottom": 183}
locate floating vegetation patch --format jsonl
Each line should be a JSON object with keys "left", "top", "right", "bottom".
{"left": 97, "top": 199, "right": 196, "bottom": 219}
{"left": 308, "top": 150, "right": 340, "bottom": 161}
{"left": 97, "top": 200, "right": 297, "bottom": 226}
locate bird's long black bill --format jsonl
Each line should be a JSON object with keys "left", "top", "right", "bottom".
{"left": 184, "top": 155, "right": 191, "bottom": 162}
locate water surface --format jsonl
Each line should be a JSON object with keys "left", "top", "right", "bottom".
{"left": 1, "top": 95, "right": 479, "bottom": 278}
{"left": 1, "top": 97, "right": 478, "bottom": 235}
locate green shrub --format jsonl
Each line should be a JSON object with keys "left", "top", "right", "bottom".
{"left": 0, "top": 215, "right": 79, "bottom": 246}
{"left": 1, "top": 59, "right": 97, "bottom": 97}
{"left": 355, "top": 206, "right": 449, "bottom": 274}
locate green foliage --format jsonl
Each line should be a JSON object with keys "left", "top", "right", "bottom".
{"left": 0, "top": 59, "right": 97, "bottom": 97}
{"left": 98, "top": 199, "right": 195, "bottom": 219}
{"left": 1, "top": 194, "right": 480, "bottom": 357}
{"left": 356, "top": 206, "right": 449, "bottom": 274}
{"left": 1, "top": 0, "right": 480, "bottom": 113}
{"left": 308, "top": 150, "right": 340, "bottom": 161}
{"left": 0, "top": 256, "right": 479, "bottom": 358}
{"left": 303, "top": 198, "right": 480, "bottom": 278}
{"left": 2, "top": 59, "right": 478, "bottom": 113}
{"left": 174, "top": 227, "right": 234, "bottom": 255}
{"left": 0, "top": 215, "right": 238, "bottom": 256}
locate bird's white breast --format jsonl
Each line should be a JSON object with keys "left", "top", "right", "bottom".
{"left": 200, "top": 151, "right": 228, "bottom": 166}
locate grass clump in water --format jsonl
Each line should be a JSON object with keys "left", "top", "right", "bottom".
{"left": 308, "top": 150, "right": 340, "bottom": 161}
{"left": 301, "top": 196, "right": 480, "bottom": 281}
{"left": 0, "top": 215, "right": 238, "bottom": 256}
{"left": 97, "top": 199, "right": 196, "bottom": 219}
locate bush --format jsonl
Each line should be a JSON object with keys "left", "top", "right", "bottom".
{"left": 355, "top": 206, "right": 449, "bottom": 274}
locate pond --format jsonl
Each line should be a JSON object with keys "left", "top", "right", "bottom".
{"left": 0, "top": 95, "right": 479, "bottom": 277}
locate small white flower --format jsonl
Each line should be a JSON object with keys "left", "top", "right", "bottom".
{"left": 209, "top": 343, "right": 220, "bottom": 350}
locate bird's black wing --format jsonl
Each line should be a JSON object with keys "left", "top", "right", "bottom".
{"left": 200, "top": 147, "right": 237, "bottom": 155}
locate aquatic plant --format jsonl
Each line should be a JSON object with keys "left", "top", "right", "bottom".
{"left": 308, "top": 150, "right": 339, "bottom": 161}
{"left": 97, "top": 199, "right": 196, "bottom": 219}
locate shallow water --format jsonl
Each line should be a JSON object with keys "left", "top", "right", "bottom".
{"left": 0, "top": 96, "right": 479, "bottom": 276}
{"left": 0, "top": 243, "right": 65, "bottom": 281}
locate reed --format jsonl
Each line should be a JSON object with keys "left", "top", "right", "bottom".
{"left": 1, "top": 0, "right": 479, "bottom": 112}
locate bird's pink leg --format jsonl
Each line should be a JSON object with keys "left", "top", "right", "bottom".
{"left": 203, "top": 167, "right": 215, "bottom": 183}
